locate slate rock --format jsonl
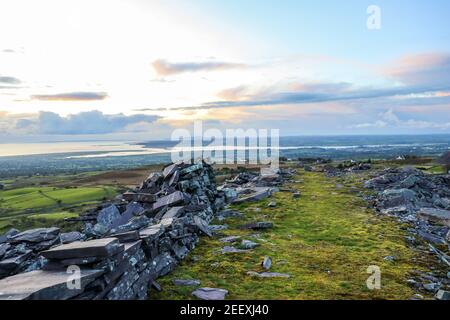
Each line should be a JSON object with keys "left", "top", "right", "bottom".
{"left": 0, "top": 243, "right": 11, "bottom": 259}
{"left": 240, "top": 222, "right": 273, "bottom": 230}
{"left": 112, "top": 202, "right": 145, "bottom": 228}
{"left": 152, "top": 191, "right": 190, "bottom": 212}
{"left": 0, "top": 250, "right": 32, "bottom": 275}
{"left": 0, "top": 269, "right": 103, "bottom": 300}
{"left": 221, "top": 246, "right": 247, "bottom": 254}
{"left": 247, "top": 271, "right": 290, "bottom": 278}
{"left": 240, "top": 240, "right": 259, "bottom": 249}
{"left": 97, "top": 205, "right": 121, "bottom": 228}
{"left": 0, "top": 228, "right": 19, "bottom": 244}
{"left": 418, "top": 208, "right": 450, "bottom": 227}
{"left": 193, "top": 216, "right": 212, "bottom": 237}
{"left": 173, "top": 279, "right": 201, "bottom": 286}
{"left": 161, "top": 206, "right": 184, "bottom": 220}
{"left": 42, "top": 238, "right": 124, "bottom": 260}
{"left": 192, "top": 287, "right": 228, "bottom": 300}
{"left": 9, "top": 228, "right": 60, "bottom": 244}
{"left": 435, "top": 290, "right": 450, "bottom": 300}
{"left": 219, "top": 236, "right": 241, "bottom": 243}
{"left": 268, "top": 201, "right": 277, "bottom": 207}
{"left": 60, "top": 232, "right": 84, "bottom": 244}
{"left": 122, "top": 192, "right": 157, "bottom": 203}
{"left": 262, "top": 256, "right": 272, "bottom": 270}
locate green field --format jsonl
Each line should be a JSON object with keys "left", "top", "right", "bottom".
{"left": 0, "top": 185, "right": 117, "bottom": 233}
{"left": 152, "top": 170, "right": 436, "bottom": 300}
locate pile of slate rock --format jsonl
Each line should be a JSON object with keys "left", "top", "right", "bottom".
{"left": 0, "top": 160, "right": 227, "bottom": 300}
{"left": 364, "top": 166, "right": 450, "bottom": 299}
{"left": 218, "top": 168, "right": 295, "bottom": 203}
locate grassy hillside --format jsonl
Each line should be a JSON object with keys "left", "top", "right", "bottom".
{"left": 0, "top": 185, "right": 117, "bottom": 233}
{"left": 152, "top": 170, "right": 432, "bottom": 300}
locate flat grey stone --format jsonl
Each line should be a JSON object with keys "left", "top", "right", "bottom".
{"left": 111, "top": 230, "right": 140, "bottom": 243}
{"left": 221, "top": 246, "right": 247, "bottom": 254}
{"left": 240, "top": 221, "right": 273, "bottom": 230}
{"left": 0, "top": 269, "right": 103, "bottom": 300}
{"left": 0, "top": 243, "right": 11, "bottom": 259}
{"left": 60, "top": 232, "right": 84, "bottom": 244}
{"left": 9, "top": 228, "right": 60, "bottom": 243}
{"left": 192, "top": 287, "right": 228, "bottom": 300}
{"left": 233, "top": 187, "right": 273, "bottom": 204}
{"left": 209, "top": 225, "right": 228, "bottom": 232}
{"left": 161, "top": 206, "right": 184, "bottom": 220}
{"left": 139, "top": 225, "right": 164, "bottom": 242}
{"left": 173, "top": 279, "right": 201, "bottom": 286}
{"left": 247, "top": 271, "right": 290, "bottom": 278}
{"left": 240, "top": 240, "right": 259, "bottom": 249}
{"left": 219, "top": 236, "right": 241, "bottom": 243}
{"left": 163, "top": 163, "right": 179, "bottom": 178}
{"left": 152, "top": 191, "right": 190, "bottom": 212}
{"left": 41, "top": 238, "right": 124, "bottom": 260}
{"left": 418, "top": 208, "right": 450, "bottom": 226}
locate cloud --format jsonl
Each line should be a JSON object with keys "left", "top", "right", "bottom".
{"left": 152, "top": 59, "right": 246, "bottom": 76}
{"left": 0, "top": 110, "right": 160, "bottom": 135}
{"left": 349, "top": 109, "right": 450, "bottom": 130}
{"left": 31, "top": 91, "right": 108, "bottom": 101}
{"left": 383, "top": 53, "right": 450, "bottom": 87}
{"left": 0, "top": 76, "right": 21, "bottom": 85}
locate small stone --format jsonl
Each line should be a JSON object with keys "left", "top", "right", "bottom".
{"left": 292, "top": 192, "right": 300, "bottom": 199}
{"left": 209, "top": 225, "right": 228, "bottom": 232}
{"left": 60, "top": 232, "right": 84, "bottom": 244}
{"left": 423, "top": 282, "right": 440, "bottom": 292}
{"left": 410, "top": 294, "right": 424, "bottom": 300}
{"left": 262, "top": 256, "right": 272, "bottom": 270}
{"left": 247, "top": 271, "right": 290, "bottom": 278}
{"left": 173, "top": 279, "right": 201, "bottom": 286}
{"left": 220, "top": 246, "right": 247, "bottom": 254}
{"left": 192, "top": 287, "right": 228, "bottom": 300}
{"left": 268, "top": 201, "right": 277, "bottom": 208}
{"left": 383, "top": 255, "right": 395, "bottom": 262}
{"left": 151, "top": 280, "right": 162, "bottom": 292}
{"left": 219, "top": 236, "right": 241, "bottom": 243}
{"left": 240, "top": 240, "right": 259, "bottom": 250}
{"left": 240, "top": 222, "right": 273, "bottom": 230}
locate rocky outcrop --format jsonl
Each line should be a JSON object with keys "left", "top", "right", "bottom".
{"left": 0, "top": 161, "right": 290, "bottom": 300}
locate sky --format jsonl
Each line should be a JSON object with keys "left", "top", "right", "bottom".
{"left": 1, "top": 0, "right": 450, "bottom": 142}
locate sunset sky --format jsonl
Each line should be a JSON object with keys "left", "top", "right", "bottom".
{"left": 1, "top": 0, "right": 450, "bottom": 142}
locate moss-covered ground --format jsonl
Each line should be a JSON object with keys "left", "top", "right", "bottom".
{"left": 152, "top": 170, "right": 430, "bottom": 300}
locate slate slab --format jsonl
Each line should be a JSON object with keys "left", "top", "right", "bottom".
{"left": 0, "top": 269, "right": 103, "bottom": 300}
{"left": 247, "top": 271, "right": 290, "bottom": 278}
{"left": 173, "top": 279, "right": 201, "bottom": 286}
{"left": 122, "top": 192, "right": 157, "bottom": 203}
{"left": 41, "top": 238, "right": 124, "bottom": 260}
{"left": 192, "top": 287, "right": 228, "bottom": 300}
{"left": 9, "top": 227, "right": 60, "bottom": 243}
{"left": 161, "top": 206, "right": 184, "bottom": 220}
{"left": 418, "top": 208, "right": 450, "bottom": 226}
{"left": 152, "top": 191, "right": 190, "bottom": 212}
{"left": 60, "top": 232, "right": 84, "bottom": 244}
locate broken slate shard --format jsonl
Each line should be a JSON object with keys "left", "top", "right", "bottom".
{"left": 240, "top": 222, "right": 273, "bottom": 230}
{"left": 262, "top": 256, "right": 272, "bottom": 270}
{"left": 192, "top": 287, "right": 228, "bottom": 300}
{"left": 41, "top": 238, "right": 124, "bottom": 260}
